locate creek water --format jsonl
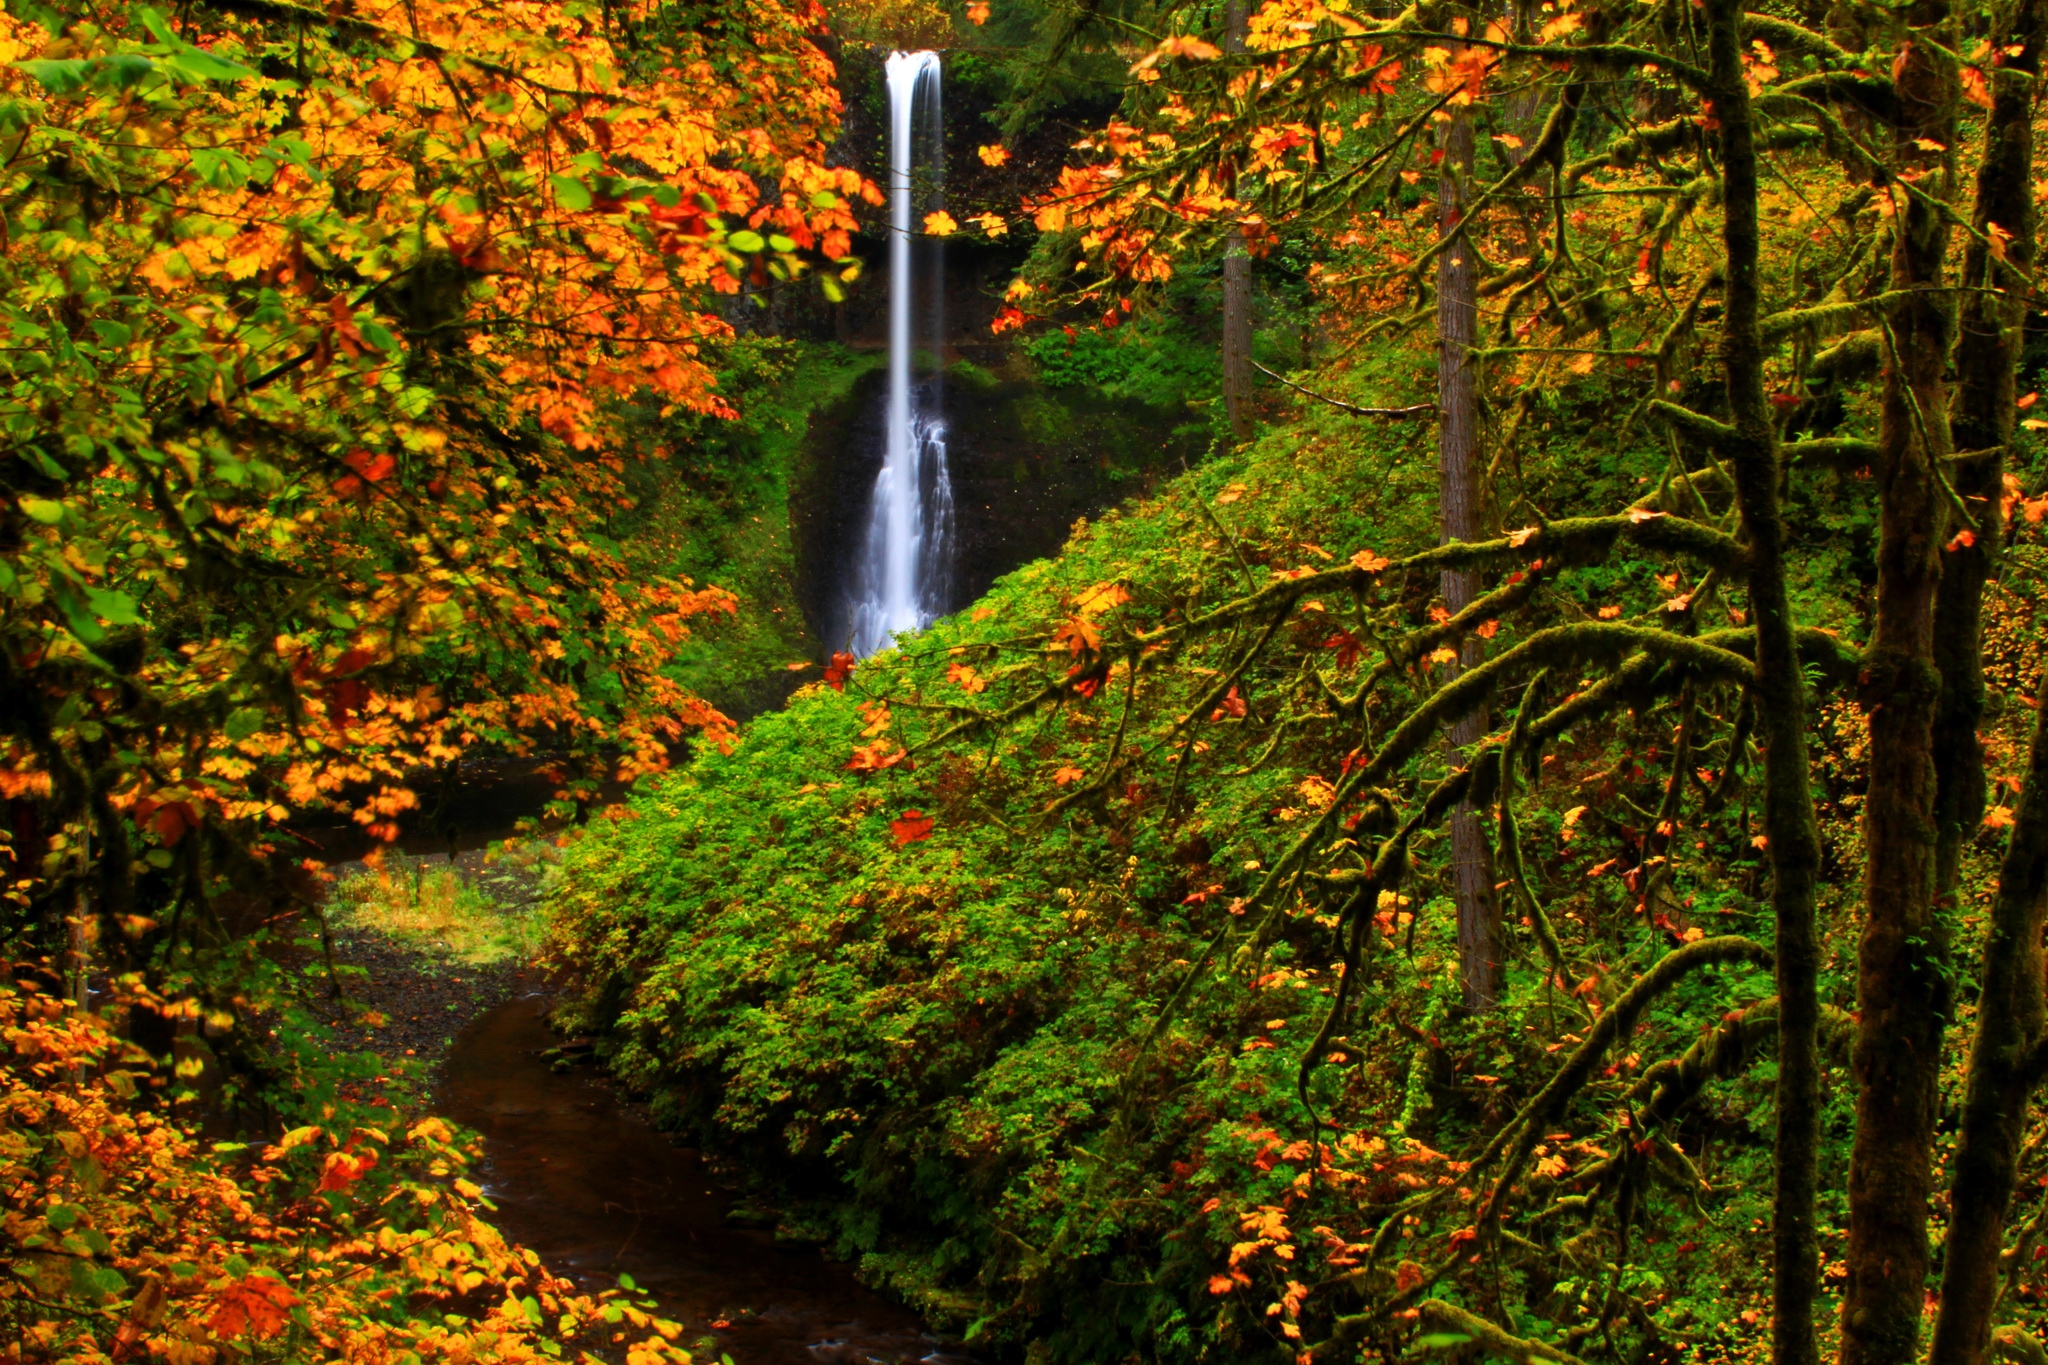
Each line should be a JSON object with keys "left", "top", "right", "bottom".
{"left": 440, "top": 995, "right": 950, "bottom": 1365}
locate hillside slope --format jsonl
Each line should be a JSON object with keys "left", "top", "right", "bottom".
{"left": 543, "top": 346, "right": 2037, "bottom": 1364}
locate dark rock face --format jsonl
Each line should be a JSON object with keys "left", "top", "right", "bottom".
{"left": 791, "top": 365, "right": 1200, "bottom": 653}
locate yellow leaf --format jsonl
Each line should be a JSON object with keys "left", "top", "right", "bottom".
{"left": 978, "top": 144, "right": 1010, "bottom": 166}
{"left": 1076, "top": 582, "right": 1133, "bottom": 615}
{"left": 923, "top": 210, "right": 959, "bottom": 236}
{"left": 1568, "top": 352, "right": 1597, "bottom": 375}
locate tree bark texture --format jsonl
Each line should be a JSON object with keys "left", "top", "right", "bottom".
{"left": 1841, "top": 19, "right": 1957, "bottom": 1365}
{"left": 1934, "top": 0, "right": 2041, "bottom": 898}
{"left": 1704, "top": 2, "right": 1824, "bottom": 1360}
{"left": 1929, "top": 4, "right": 2047, "bottom": 1359}
{"left": 1221, "top": 0, "right": 1253, "bottom": 446}
{"left": 1435, "top": 102, "right": 1501, "bottom": 1012}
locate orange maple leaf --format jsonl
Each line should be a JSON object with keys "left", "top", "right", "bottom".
{"left": 208, "top": 1275, "right": 298, "bottom": 1340}
{"left": 891, "top": 809, "right": 935, "bottom": 845}
{"left": 1054, "top": 616, "right": 1102, "bottom": 657}
{"left": 844, "top": 741, "right": 908, "bottom": 773}
{"left": 1074, "top": 581, "right": 1133, "bottom": 616}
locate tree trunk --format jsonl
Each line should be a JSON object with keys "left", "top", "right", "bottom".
{"left": 1840, "top": 20, "right": 1956, "bottom": 1365}
{"left": 1435, "top": 99, "right": 1500, "bottom": 1012}
{"left": 1702, "top": 1, "right": 1823, "bottom": 1359}
{"left": 1220, "top": 0, "right": 1253, "bottom": 445}
{"left": 1929, "top": 4, "right": 2047, "bottom": 1359}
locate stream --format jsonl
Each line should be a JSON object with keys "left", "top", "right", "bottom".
{"left": 439, "top": 994, "right": 952, "bottom": 1365}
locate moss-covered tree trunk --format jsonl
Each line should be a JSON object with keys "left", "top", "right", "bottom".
{"left": 1220, "top": 0, "right": 1253, "bottom": 446}
{"left": 1701, "top": 2, "right": 1823, "bottom": 1359}
{"left": 1840, "top": 19, "right": 1956, "bottom": 1365}
{"left": 1435, "top": 93, "right": 1500, "bottom": 1012}
{"left": 1929, "top": 3, "right": 2048, "bottom": 1358}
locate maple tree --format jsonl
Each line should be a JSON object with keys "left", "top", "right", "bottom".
{"left": 0, "top": 0, "right": 873, "bottom": 972}
{"left": 0, "top": 970, "right": 698, "bottom": 1362}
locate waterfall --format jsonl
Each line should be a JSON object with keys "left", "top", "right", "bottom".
{"left": 849, "top": 50, "right": 952, "bottom": 659}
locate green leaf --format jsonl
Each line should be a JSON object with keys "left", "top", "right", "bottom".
{"left": 727, "top": 229, "right": 765, "bottom": 253}
{"left": 20, "top": 498, "right": 63, "bottom": 525}
{"left": 1418, "top": 1334, "right": 1473, "bottom": 1349}
{"left": 550, "top": 175, "right": 592, "bottom": 212}
{"left": 17, "top": 59, "right": 92, "bottom": 95}
{"left": 44, "top": 1204, "right": 81, "bottom": 1230}
{"left": 190, "top": 146, "right": 250, "bottom": 188}
{"left": 225, "top": 707, "right": 265, "bottom": 742}
{"left": 84, "top": 587, "right": 142, "bottom": 626}
{"left": 768, "top": 234, "right": 797, "bottom": 253}
{"left": 161, "top": 49, "right": 256, "bottom": 84}
{"left": 820, "top": 275, "right": 844, "bottom": 303}
{"left": 136, "top": 7, "right": 179, "bottom": 45}
{"left": 96, "top": 54, "right": 156, "bottom": 90}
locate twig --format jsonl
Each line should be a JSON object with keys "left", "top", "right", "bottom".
{"left": 1250, "top": 361, "right": 1436, "bottom": 419}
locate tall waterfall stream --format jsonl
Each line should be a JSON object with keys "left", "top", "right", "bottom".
{"left": 848, "top": 51, "right": 952, "bottom": 657}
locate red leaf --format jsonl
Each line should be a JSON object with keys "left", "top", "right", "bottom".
{"left": 135, "top": 798, "right": 200, "bottom": 847}
{"left": 1067, "top": 662, "right": 1109, "bottom": 698}
{"left": 823, "top": 650, "right": 857, "bottom": 691}
{"left": 315, "top": 1142, "right": 379, "bottom": 1193}
{"left": 343, "top": 449, "right": 396, "bottom": 483}
{"left": 208, "top": 1276, "right": 298, "bottom": 1341}
{"left": 891, "top": 810, "right": 935, "bottom": 846}
{"left": 1210, "top": 685, "right": 1247, "bottom": 721}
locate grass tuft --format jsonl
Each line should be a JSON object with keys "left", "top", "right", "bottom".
{"left": 332, "top": 855, "right": 535, "bottom": 966}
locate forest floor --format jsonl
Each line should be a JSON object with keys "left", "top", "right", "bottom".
{"left": 308, "top": 844, "right": 560, "bottom": 1112}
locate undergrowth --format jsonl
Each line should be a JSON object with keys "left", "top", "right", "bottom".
{"left": 539, "top": 336, "right": 1983, "bottom": 1364}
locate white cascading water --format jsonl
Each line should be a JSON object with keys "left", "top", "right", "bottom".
{"left": 849, "top": 50, "right": 952, "bottom": 658}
